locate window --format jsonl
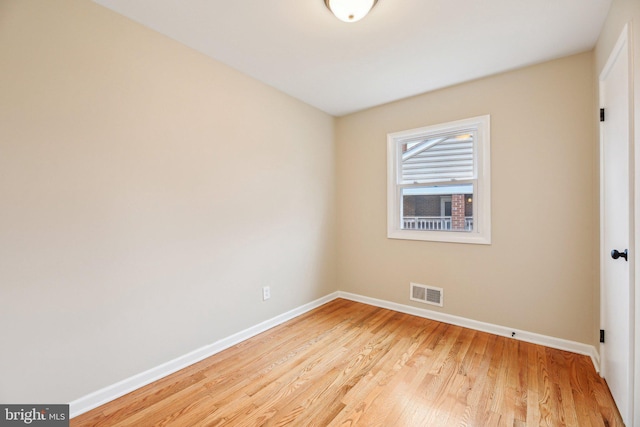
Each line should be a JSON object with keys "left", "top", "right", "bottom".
{"left": 387, "top": 115, "right": 491, "bottom": 244}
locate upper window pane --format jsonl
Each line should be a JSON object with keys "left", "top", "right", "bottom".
{"left": 400, "top": 133, "right": 475, "bottom": 184}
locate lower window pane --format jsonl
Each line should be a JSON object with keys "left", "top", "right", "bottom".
{"left": 401, "top": 184, "right": 474, "bottom": 232}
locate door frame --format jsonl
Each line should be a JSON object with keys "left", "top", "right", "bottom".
{"left": 599, "top": 22, "right": 635, "bottom": 425}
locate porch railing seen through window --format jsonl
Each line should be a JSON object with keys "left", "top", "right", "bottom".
{"left": 402, "top": 216, "right": 473, "bottom": 231}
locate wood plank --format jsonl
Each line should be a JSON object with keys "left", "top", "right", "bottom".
{"left": 71, "top": 299, "right": 625, "bottom": 427}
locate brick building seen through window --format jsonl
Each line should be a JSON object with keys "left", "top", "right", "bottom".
{"left": 402, "top": 193, "right": 473, "bottom": 231}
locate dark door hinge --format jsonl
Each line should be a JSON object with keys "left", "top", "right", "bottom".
{"left": 600, "top": 329, "right": 605, "bottom": 343}
{"left": 600, "top": 108, "right": 605, "bottom": 122}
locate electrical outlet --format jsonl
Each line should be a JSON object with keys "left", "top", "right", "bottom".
{"left": 262, "top": 286, "right": 271, "bottom": 301}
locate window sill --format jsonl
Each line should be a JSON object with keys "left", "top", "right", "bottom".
{"left": 387, "top": 229, "right": 491, "bottom": 245}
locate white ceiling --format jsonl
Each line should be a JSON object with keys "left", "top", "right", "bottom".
{"left": 93, "top": 0, "right": 612, "bottom": 116}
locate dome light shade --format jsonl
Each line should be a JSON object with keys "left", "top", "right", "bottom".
{"left": 324, "top": 0, "right": 378, "bottom": 23}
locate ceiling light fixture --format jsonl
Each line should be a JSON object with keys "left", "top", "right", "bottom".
{"left": 324, "top": 0, "right": 378, "bottom": 23}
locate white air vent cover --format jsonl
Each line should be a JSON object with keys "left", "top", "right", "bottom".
{"left": 410, "top": 282, "right": 443, "bottom": 307}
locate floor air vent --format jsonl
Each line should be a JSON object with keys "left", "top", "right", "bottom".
{"left": 410, "top": 283, "right": 443, "bottom": 307}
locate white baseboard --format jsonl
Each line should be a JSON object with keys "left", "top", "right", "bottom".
{"left": 337, "top": 291, "right": 600, "bottom": 372}
{"left": 70, "top": 290, "right": 600, "bottom": 418}
{"left": 69, "top": 292, "right": 339, "bottom": 418}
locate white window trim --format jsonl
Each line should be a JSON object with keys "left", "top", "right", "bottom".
{"left": 387, "top": 115, "right": 491, "bottom": 244}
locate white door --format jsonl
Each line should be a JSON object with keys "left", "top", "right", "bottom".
{"left": 600, "top": 25, "right": 633, "bottom": 426}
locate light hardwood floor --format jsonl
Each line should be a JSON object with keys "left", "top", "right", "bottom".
{"left": 71, "top": 299, "right": 623, "bottom": 426}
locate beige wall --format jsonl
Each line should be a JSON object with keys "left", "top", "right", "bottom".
{"left": 0, "top": 0, "right": 336, "bottom": 403}
{"left": 335, "top": 52, "right": 597, "bottom": 345}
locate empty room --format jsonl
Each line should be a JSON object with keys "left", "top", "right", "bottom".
{"left": 1, "top": 0, "right": 640, "bottom": 425}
